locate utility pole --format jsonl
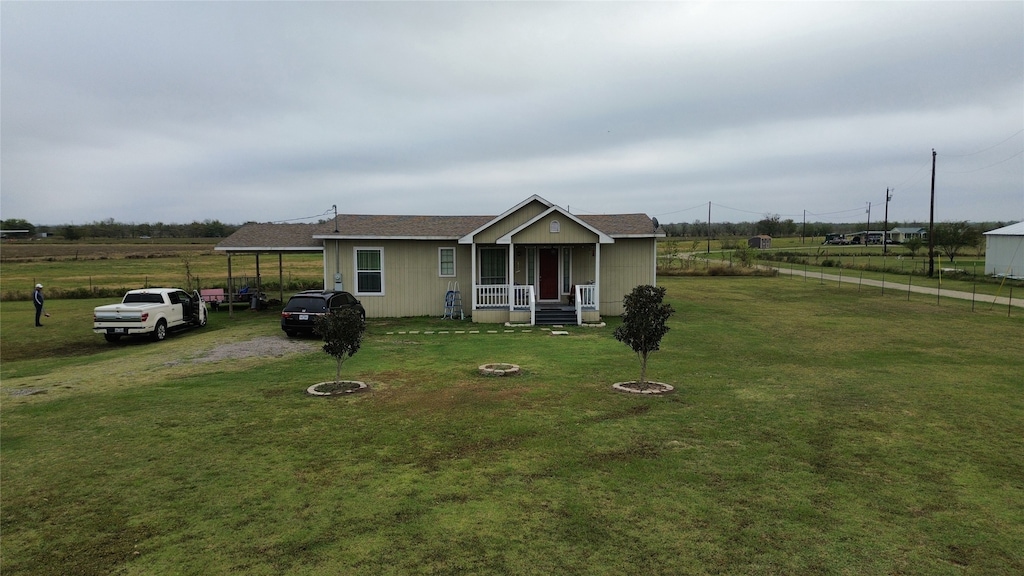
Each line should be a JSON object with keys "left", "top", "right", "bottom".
{"left": 706, "top": 201, "right": 712, "bottom": 254}
{"left": 883, "top": 188, "right": 892, "bottom": 254}
{"left": 865, "top": 202, "right": 871, "bottom": 247}
{"left": 928, "top": 149, "right": 936, "bottom": 278}
{"left": 802, "top": 210, "right": 806, "bottom": 244}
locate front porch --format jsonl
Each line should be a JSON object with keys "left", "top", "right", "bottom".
{"left": 470, "top": 281, "right": 600, "bottom": 326}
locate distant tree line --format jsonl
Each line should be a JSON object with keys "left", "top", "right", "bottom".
{"left": 1, "top": 218, "right": 240, "bottom": 240}
{"left": 662, "top": 215, "right": 1011, "bottom": 241}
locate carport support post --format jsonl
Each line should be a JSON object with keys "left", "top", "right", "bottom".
{"left": 228, "top": 253, "right": 234, "bottom": 318}
{"left": 279, "top": 253, "right": 284, "bottom": 304}
{"left": 256, "top": 254, "right": 262, "bottom": 297}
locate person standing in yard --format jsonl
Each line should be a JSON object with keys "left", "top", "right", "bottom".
{"left": 33, "top": 283, "right": 48, "bottom": 326}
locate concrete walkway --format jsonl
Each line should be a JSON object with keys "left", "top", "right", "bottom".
{"left": 774, "top": 266, "right": 1023, "bottom": 309}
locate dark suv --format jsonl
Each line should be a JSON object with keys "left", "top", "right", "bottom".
{"left": 280, "top": 290, "right": 365, "bottom": 337}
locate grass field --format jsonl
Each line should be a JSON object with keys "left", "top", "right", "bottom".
{"left": 2, "top": 275, "right": 1022, "bottom": 575}
{"left": 0, "top": 239, "right": 324, "bottom": 300}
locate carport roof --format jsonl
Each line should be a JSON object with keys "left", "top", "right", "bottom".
{"left": 215, "top": 223, "right": 327, "bottom": 252}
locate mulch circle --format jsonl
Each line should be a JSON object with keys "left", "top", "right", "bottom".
{"left": 612, "top": 381, "right": 674, "bottom": 395}
{"left": 306, "top": 381, "right": 368, "bottom": 396}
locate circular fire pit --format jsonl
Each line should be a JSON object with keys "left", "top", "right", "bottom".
{"left": 306, "top": 381, "right": 368, "bottom": 396}
{"left": 478, "top": 363, "right": 521, "bottom": 376}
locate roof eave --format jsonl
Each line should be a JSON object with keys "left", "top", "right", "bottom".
{"left": 215, "top": 246, "right": 324, "bottom": 252}
{"left": 314, "top": 235, "right": 464, "bottom": 241}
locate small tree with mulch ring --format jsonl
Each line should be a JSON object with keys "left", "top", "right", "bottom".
{"left": 613, "top": 284, "right": 674, "bottom": 389}
{"left": 314, "top": 308, "right": 366, "bottom": 384}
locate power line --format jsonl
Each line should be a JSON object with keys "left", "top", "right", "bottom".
{"left": 942, "top": 128, "right": 1024, "bottom": 157}
{"left": 893, "top": 159, "right": 932, "bottom": 190}
{"left": 270, "top": 206, "right": 335, "bottom": 224}
{"left": 806, "top": 206, "right": 868, "bottom": 218}
{"left": 939, "top": 149, "right": 1024, "bottom": 174}
{"left": 653, "top": 202, "right": 709, "bottom": 217}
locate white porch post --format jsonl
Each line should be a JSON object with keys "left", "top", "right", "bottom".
{"left": 471, "top": 242, "right": 477, "bottom": 311}
{"left": 594, "top": 242, "right": 601, "bottom": 311}
{"left": 507, "top": 242, "right": 515, "bottom": 310}
{"left": 652, "top": 238, "right": 658, "bottom": 285}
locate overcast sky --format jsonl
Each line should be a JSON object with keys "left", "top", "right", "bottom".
{"left": 2, "top": 2, "right": 1022, "bottom": 228}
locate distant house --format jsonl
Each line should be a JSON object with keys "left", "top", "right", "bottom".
{"left": 849, "top": 230, "right": 886, "bottom": 245}
{"left": 748, "top": 235, "right": 771, "bottom": 249}
{"left": 984, "top": 222, "right": 1024, "bottom": 279}
{"left": 889, "top": 227, "right": 927, "bottom": 244}
{"left": 216, "top": 195, "right": 664, "bottom": 325}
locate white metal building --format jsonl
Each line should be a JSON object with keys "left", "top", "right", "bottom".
{"left": 984, "top": 222, "right": 1024, "bottom": 279}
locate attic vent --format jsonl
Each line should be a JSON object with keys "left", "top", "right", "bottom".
{"left": 550, "top": 220, "right": 560, "bottom": 233}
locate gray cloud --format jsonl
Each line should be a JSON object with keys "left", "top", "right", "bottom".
{"left": 2, "top": 2, "right": 1021, "bottom": 226}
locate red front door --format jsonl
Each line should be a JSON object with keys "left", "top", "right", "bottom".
{"left": 539, "top": 248, "right": 559, "bottom": 300}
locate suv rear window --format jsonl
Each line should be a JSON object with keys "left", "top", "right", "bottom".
{"left": 283, "top": 296, "right": 328, "bottom": 313}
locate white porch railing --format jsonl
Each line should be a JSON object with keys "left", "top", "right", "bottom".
{"left": 575, "top": 284, "right": 597, "bottom": 326}
{"left": 475, "top": 285, "right": 509, "bottom": 308}
{"left": 474, "top": 284, "right": 537, "bottom": 325}
{"left": 512, "top": 285, "right": 536, "bottom": 326}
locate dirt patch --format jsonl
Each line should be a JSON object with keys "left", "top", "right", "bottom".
{"left": 185, "top": 336, "right": 317, "bottom": 364}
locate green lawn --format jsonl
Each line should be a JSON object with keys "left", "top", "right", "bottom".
{"left": 2, "top": 277, "right": 1022, "bottom": 575}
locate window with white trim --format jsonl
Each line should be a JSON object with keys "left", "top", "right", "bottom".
{"left": 479, "top": 247, "right": 507, "bottom": 285}
{"left": 439, "top": 247, "right": 456, "bottom": 277}
{"left": 355, "top": 248, "right": 383, "bottom": 295}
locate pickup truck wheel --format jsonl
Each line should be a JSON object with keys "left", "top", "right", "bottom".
{"left": 284, "top": 330, "right": 297, "bottom": 338}
{"left": 104, "top": 334, "right": 121, "bottom": 343}
{"left": 151, "top": 320, "right": 168, "bottom": 342}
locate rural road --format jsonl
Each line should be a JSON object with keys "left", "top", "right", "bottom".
{"left": 772, "top": 266, "right": 1023, "bottom": 309}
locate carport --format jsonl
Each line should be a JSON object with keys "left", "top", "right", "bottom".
{"left": 214, "top": 223, "right": 327, "bottom": 316}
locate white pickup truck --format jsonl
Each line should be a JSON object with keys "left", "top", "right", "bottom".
{"left": 94, "top": 288, "right": 208, "bottom": 343}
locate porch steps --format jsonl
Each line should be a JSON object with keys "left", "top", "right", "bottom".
{"left": 535, "top": 308, "right": 578, "bottom": 326}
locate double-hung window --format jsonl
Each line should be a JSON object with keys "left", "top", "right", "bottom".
{"left": 439, "top": 247, "right": 456, "bottom": 277}
{"left": 355, "top": 248, "right": 383, "bottom": 295}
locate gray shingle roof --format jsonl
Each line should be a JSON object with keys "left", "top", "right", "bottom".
{"left": 317, "top": 214, "right": 494, "bottom": 238}
{"left": 216, "top": 211, "right": 658, "bottom": 250}
{"left": 215, "top": 223, "right": 325, "bottom": 251}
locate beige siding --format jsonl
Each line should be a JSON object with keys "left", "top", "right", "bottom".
{"left": 321, "top": 235, "right": 657, "bottom": 320}
{"left": 510, "top": 216, "right": 599, "bottom": 245}
{"left": 472, "top": 200, "right": 548, "bottom": 244}
{"left": 473, "top": 309, "right": 509, "bottom": 324}
{"left": 509, "top": 310, "right": 531, "bottom": 324}
{"left": 571, "top": 245, "right": 597, "bottom": 287}
{"left": 599, "top": 238, "right": 657, "bottom": 316}
{"left": 512, "top": 247, "right": 529, "bottom": 286}
{"left": 323, "top": 240, "right": 472, "bottom": 318}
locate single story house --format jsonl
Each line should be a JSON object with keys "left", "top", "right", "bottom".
{"left": 216, "top": 195, "right": 664, "bottom": 324}
{"left": 748, "top": 235, "right": 771, "bottom": 249}
{"left": 984, "top": 221, "right": 1024, "bottom": 279}
{"left": 889, "top": 227, "right": 927, "bottom": 244}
